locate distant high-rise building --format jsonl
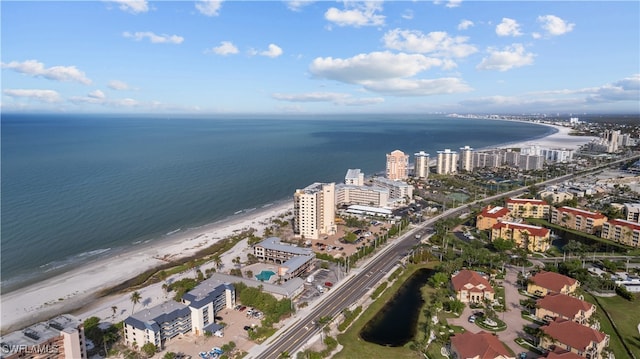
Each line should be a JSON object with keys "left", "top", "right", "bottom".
{"left": 414, "top": 151, "right": 430, "bottom": 179}
{"left": 386, "top": 150, "right": 409, "bottom": 180}
{"left": 436, "top": 149, "right": 458, "bottom": 174}
{"left": 472, "top": 151, "right": 502, "bottom": 169}
{"left": 503, "top": 149, "right": 520, "bottom": 167}
{"left": 345, "top": 168, "right": 364, "bottom": 186}
{"left": 518, "top": 154, "right": 544, "bottom": 170}
{"left": 604, "top": 129, "right": 621, "bottom": 153}
{"left": 459, "top": 145, "right": 473, "bottom": 172}
{"left": 293, "top": 182, "right": 336, "bottom": 240}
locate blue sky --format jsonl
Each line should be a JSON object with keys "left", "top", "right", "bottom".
{"left": 2, "top": 0, "right": 639, "bottom": 114}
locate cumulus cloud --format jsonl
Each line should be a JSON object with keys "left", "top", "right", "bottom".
{"left": 458, "top": 19, "right": 474, "bottom": 30}
{"left": 325, "top": 2, "right": 385, "bottom": 28}
{"left": 433, "top": 0, "right": 462, "bottom": 8}
{"left": 260, "top": 44, "right": 283, "bottom": 58}
{"left": 476, "top": 44, "right": 535, "bottom": 71}
{"left": 88, "top": 90, "right": 106, "bottom": 99}
{"left": 360, "top": 78, "right": 472, "bottom": 96}
{"left": 123, "top": 31, "right": 184, "bottom": 44}
{"left": 286, "top": 0, "right": 314, "bottom": 11}
{"left": 195, "top": 0, "right": 222, "bottom": 16}
{"left": 382, "top": 29, "right": 477, "bottom": 58}
{"left": 208, "top": 41, "right": 239, "bottom": 56}
{"left": 496, "top": 18, "right": 522, "bottom": 37}
{"left": 586, "top": 74, "right": 640, "bottom": 102}
{"left": 272, "top": 92, "right": 384, "bottom": 106}
{"left": 1, "top": 59, "right": 92, "bottom": 85}
{"left": 108, "top": 80, "right": 130, "bottom": 90}
{"left": 401, "top": 10, "right": 414, "bottom": 20}
{"left": 3, "top": 89, "right": 62, "bottom": 103}
{"left": 107, "top": 0, "right": 149, "bottom": 13}
{"left": 70, "top": 90, "right": 140, "bottom": 107}
{"left": 537, "top": 15, "right": 575, "bottom": 37}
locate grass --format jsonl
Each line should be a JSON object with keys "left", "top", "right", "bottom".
{"left": 584, "top": 292, "right": 640, "bottom": 359}
{"left": 334, "top": 262, "right": 439, "bottom": 359}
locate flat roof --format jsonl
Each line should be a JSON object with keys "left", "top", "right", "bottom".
{"left": 124, "top": 300, "right": 190, "bottom": 330}
{"left": 1, "top": 314, "right": 81, "bottom": 348}
{"left": 347, "top": 204, "right": 392, "bottom": 215}
{"left": 206, "top": 273, "right": 304, "bottom": 298}
{"left": 256, "top": 237, "right": 313, "bottom": 256}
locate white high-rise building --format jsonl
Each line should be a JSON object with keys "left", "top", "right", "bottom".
{"left": 414, "top": 151, "right": 430, "bottom": 179}
{"left": 386, "top": 150, "right": 409, "bottom": 180}
{"left": 345, "top": 169, "right": 364, "bottom": 186}
{"left": 436, "top": 149, "right": 458, "bottom": 174}
{"left": 293, "top": 182, "right": 336, "bottom": 240}
{"left": 604, "top": 129, "right": 621, "bottom": 153}
{"left": 459, "top": 145, "right": 473, "bottom": 172}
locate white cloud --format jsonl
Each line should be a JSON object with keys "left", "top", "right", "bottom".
{"left": 401, "top": 10, "right": 414, "bottom": 20}
{"left": 537, "top": 15, "right": 575, "bottom": 37}
{"left": 586, "top": 74, "right": 640, "bottom": 102}
{"left": 271, "top": 92, "right": 384, "bottom": 106}
{"left": 325, "top": 2, "right": 385, "bottom": 28}
{"left": 260, "top": 44, "right": 283, "bottom": 58}
{"left": 496, "top": 18, "right": 522, "bottom": 37}
{"left": 476, "top": 44, "right": 535, "bottom": 71}
{"left": 1, "top": 59, "right": 92, "bottom": 85}
{"left": 445, "top": 0, "right": 462, "bottom": 8}
{"left": 107, "top": 0, "right": 149, "bottom": 14}
{"left": 286, "top": 0, "right": 314, "bottom": 11}
{"left": 360, "top": 78, "right": 472, "bottom": 96}
{"left": 209, "top": 41, "right": 239, "bottom": 56}
{"left": 195, "top": 0, "right": 222, "bottom": 16}
{"left": 123, "top": 31, "right": 184, "bottom": 44}
{"left": 382, "top": 29, "right": 477, "bottom": 58}
{"left": 3, "top": 89, "right": 62, "bottom": 103}
{"left": 88, "top": 90, "right": 106, "bottom": 99}
{"left": 458, "top": 19, "right": 474, "bottom": 30}
{"left": 108, "top": 80, "right": 130, "bottom": 90}
{"left": 532, "top": 32, "right": 542, "bottom": 39}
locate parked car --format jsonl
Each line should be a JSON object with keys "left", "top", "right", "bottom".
{"left": 243, "top": 325, "right": 252, "bottom": 331}
{"left": 324, "top": 282, "right": 333, "bottom": 287}
{"left": 238, "top": 305, "right": 247, "bottom": 311}
{"left": 468, "top": 315, "right": 476, "bottom": 323}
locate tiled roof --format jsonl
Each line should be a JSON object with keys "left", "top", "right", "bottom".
{"left": 536, "top": 292, "right": 594, "bottom": 319}
{"left": 450, "top": 331, "right": 512, "bottom": 359}
{"left": 545, "top": 349, "right": 584, "bottom": 359}
{"left": 451, "top": 270, "right": 494, "bottom": 293}
{"left": 480, "top": 205, "right": 510, "bottom": 218}
{"left": 491, "top": 221, "right": 549, "bottom": 237}
{"left": 530, "top": 271, "right": 577, "bottom": 293}
{"left": 607, "top": 219, "right": 640, "bottom": 231}
{"left": 555, "top": 206, "right": 606, "bottom": 219}
{"left": 506, "top": 198, "right": 548, "bottom": 205}
{"left": 541, "top": 319, "right": 607, "bottom": 352}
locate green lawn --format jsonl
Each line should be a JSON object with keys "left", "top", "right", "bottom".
{"left": 585, "top": 293, "right": 640, "bottom": 358}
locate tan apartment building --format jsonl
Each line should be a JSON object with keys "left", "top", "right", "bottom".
{"left": 293, "top": 182, "right": 336, "bottom": 240}
{"left": 386, "top": 150, "right": 409, "bottom": 180}
{"left": 551, "top": 206, "right": 607, "bottom": 234}
{"left": 449, "top": 331, "right": 514, "bottom": 359}
{"left": 540, "top": 319, "right": 609, "bottom": 359}
{"left": 253, "top": 237, "right": 315, "bottom": 280}
{"left": 527, "top": 271, "right": 579, "bottom": 296}
{"left": 623, "top": 203, "right": 640, "bottom": 223}
{"left": 535, "top": 292, "right": 596, "bottom": 325}
{"left": 335, "top": 184, "right": 389, "bottom": 208}
{"left": 0, "top": 315, "right": 87, "bottom": 359}
{"left": 476, "top": 205, "right": 510, "bottom": 230}
{"left": 601, "top": 219, "right": 640, "bottom": 247}
{"left": 414, "top": 151, "right": 430, "bottom": 179}
{"left": 491, "top": 221, "right": 551, "bottom": 252}
{"left": 451, "top": 270, "right": 495, "bottom": 303}
{"left": 506, "top": 198, "right": 550, "bottom": 219}
{"left": 436, "top": 148, "right": 458, "bottom": 175}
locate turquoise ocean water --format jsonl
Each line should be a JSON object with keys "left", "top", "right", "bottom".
{"left": 0, "top": 113, "right": 553, "bottom": 292}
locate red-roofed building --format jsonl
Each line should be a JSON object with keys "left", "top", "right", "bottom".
{"left": 506, "top": 198, "right": 550, "bottom": 219}
{"left": 451, "top": 270, "right": 495, "bottom": 303}
{"left": 477, "top": 205, "right": 511, "bottom": 230}
{"left": 543, "top": 349, "right": 586, "bottom": 359}
{"left": 449, "top": 331, "right": 514, "bottom": 359}
{"left": 540, "top": 319, "right": 609, "bottom": 359}
{"left": 601, "top": 219, "right": 640, "bottom": 247}
{"left": 491, "top": 221, "right": 551, "bottom": 252}
{"left": 535, "top": 292, "right": 596, "bottom": 325}
{"left": 527, "top": 271, "right": 579, "bottom": 296}
{"left": 551, "top": 207, "right": 607, "bottom": 234}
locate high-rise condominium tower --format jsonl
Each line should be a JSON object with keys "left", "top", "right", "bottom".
{"left": 386, "top": 150, "right": 409, "bottom": 180}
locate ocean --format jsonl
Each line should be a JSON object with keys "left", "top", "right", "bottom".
{"left": 0, "top": 113, "right": 553, "bottom": 292}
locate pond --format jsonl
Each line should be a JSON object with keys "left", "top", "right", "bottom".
{"left": 359, "top": 268, "right": 435, "bottom": 346}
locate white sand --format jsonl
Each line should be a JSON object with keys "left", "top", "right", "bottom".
{"left": 494, "top": 121, "right": 599, "bottom": 150}
{"left": 0, "top": 201, "right": 293, "bottom": 333}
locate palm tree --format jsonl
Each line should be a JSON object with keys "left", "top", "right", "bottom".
{"left": 130, "top": 291, "right": 141, "bottom": 314}
{"left": 213, "top": 255, "right": 222, "bottom": 270}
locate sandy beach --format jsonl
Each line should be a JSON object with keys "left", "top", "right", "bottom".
{"left": 496, "top": 121, "right": 599, "bottom": 150}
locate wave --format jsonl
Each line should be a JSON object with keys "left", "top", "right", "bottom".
{"left": 165, "top": 228, "right": 181, "bottom": 236}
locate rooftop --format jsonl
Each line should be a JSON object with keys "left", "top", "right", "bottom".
{"left": 182, "top": 277, "right": 234, "bottom": 308}
{"left": 492, "top": 221, "right": 549, "bottom": 237}
{"left": 345, "top": 168, "right": 362, "bottom": 180}
{"left": 607, "top": 219, "right": 640, "bottom": 230}
{"left": 255, "top": 237, "right": 313, "bottom": 256}
{"left": 536, "top": 292, "right": 594, "bottom": 319}
{"left": 506, "top": 198, "right": 548, "bottom": 205}
{"left": 555, "top": 206, "right": 606, "bottom": 219}
{"left": 124, "top": 300, "right": 190, "bottom": 330}
{"left": 450, "top": 331, "right": 512, "bottom": 359}
{"left": 480, "top": 205, "right": 510, "bottom": 218}
{"left": 541, "top": 318, "right": 607, "bottom": 351}
{"left": 529, "top": 271, "right": 578, "bottom": 293}
{"left": 0, "top": 314, "right": 82, "bottom": 349}
{"left": 451, "top": 270, "right": 494, "bottom": 293}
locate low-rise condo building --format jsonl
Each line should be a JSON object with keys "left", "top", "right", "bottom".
{"left": 476, "top": 205, "right": 510, "bottom": 230}
{"left": 182, "top": 278, "right": 235, "bottom": 336}
{"left": 491, "top": 221, "right": 551, "bottom": 252}
{"left": 624, "top": 203, "right": 640, "bottom": 223}
{"left": 335, "top": 184, "right": 389, "bottom": 207}
{"left": 451, "top": 270, "right": 495, "bottom": 304}
{"left": 551, "top": 206, "right": 607, "bottom": 234}
{"left": 601, "top": 219, "right": 640, "bottom": 247}
{"left": 527, "top": 271, "right": 579, "bottom": 296}
{"left": 253, "top": 237, "right": 315, "bottom": 280}
{"left": 538, "top": 187, "right": 575, "bottom": 205}
{"left": 371, "top": 177, "right": 413, "bottom": 202}
{"left": 506, "top": 198, "right": 550, "bottom": 219}
{"left": 344, "top": 168, "right": 364, "bottom": 186}
{"left": 0, "top": 314, "right": 87, "bottom": 359}
{"left": 293, "top": 182, "right": 336, "bottom": 240}
{"left": 540, "top": 319, "right": 609, "bottom": 359}
{"left": 535, "top": 292, "right": 596, "bottom": 325}
{"left": 449, "top": 331, "right": 513, "bottom": 359}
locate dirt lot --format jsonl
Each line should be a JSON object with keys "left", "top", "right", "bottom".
{"left": 309, "top": 222, "right": 393, "bottom": 259}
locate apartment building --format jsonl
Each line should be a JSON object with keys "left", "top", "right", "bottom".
{"left": 293, "top": 182, "right": 336, "bottom": 240}
{"left": 551, "top": 207, "right": 607, "bottom": 234}
{"left": 124, "top": 301, "right": 192, "bottom": 349}
{"left": 476, "top": 205, "right": 510, "bottom": 230}
{"left": 458, "top": 145, "right": 473, "bottom": 172}
{"left": 518, "top": 154, "right": 544, "bottom": 170}
{"left": 181, "top": 279, "right": 235, "bottom": 336}
{"left": 491, "top": 221, "right": 551, "bottom": 252}
{"left": 449, "top": 331, "right": 513, "bottom": 359}
{"left": 623, "top": 203, "right": 640, "bottom": 223}
{"left": 503, "top": 149, "right": 520, "bottom": 167}
{"left": 535, "top": 293, "right": 596, "bottom": 325}
{"left": 436, "top": 149, "right": 458, "bottom": 175}
{"left": 0, "top": 314, "right": 87, "bottom": 359}
{"left": 344, "top": 168, "right": 364, "bottom": 186}
{"left": 335, "top": 184, "right": 389, "bottom": 208}
{"left": 538, "top": 187, "right": 575, "bottom": 204}
{"left": 527, "top": 271, "right": 579, "bottom": 296}
{"left": 253, "top": 237, "right": 315, "bottom": 280}
{"left": 472, "top": 151, "right": 502, "bottom": 169}
{"left": 386, "top": 150, "right": 409, "bottom": 180}
{"left": 413, "top": 151, "right": 430, "bottom": 179}
{"left": 451, "top": 270, "right": 495, "bottom": 303}
{"left": 506, "top": 198, "right": 550, "bottom": 219}
{"left": 540, "top": 319, "right": 609, "bottom": 359}
{"left": 371, "top": 177, "right": 413, "bottom": 202}
{"left": 601, "top": 219, "right": 640, "bottom": 247}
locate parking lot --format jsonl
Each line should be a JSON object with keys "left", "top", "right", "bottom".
{"left": 297, "top": 268, "right": 340, "bottom": 305}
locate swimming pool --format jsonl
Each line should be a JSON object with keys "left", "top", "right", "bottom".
{"left": 255, "top": 270, "right": 276, "bottom": 281}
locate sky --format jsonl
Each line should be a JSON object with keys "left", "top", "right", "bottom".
{"left": 1, "top": 0, "right": 639, "bottom": 115}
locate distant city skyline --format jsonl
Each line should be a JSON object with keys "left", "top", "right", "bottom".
{"left": 1, "top": 0, "right": 639, "bottom": 114}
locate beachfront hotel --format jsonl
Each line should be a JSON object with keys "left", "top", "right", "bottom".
{"left": 371, "top": 177, "right": 413, "bottom": 205}
{"left": 491, "top": 221, "right": 551, "bottom": 252}
{"left": 551, "top": 206, "right": 607, "bottom": 234}
{"left": 335, "top": 184, "right": 390, "bottom": 208}
{"left": 0, "top": 314, "right": 87, "bottom": 359}
{"left": 385, "top": 150, "right": 409, "bottom": 180}
{"left": 413, "top": 151, "right": 430, "bottom": 179}
{"left": 505, "top": 198, "right": 550, "bottom": 219}
{"left": 436, "top": 149, "right": 458, "bottom": 175}
{"left": 253, "top": 237, "right": 316, "bottom": 280}
{"left": 293, "top": 182, "right": 337, "bottom": 240}
{"left": 601, "top": 219, "right": 640, "bottom": 247}
{"left": 458, "top": 145, "right": 473, "bottom": 172}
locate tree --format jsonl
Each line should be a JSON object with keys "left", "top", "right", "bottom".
{"left": 141, "top": 342, "right": 157, "bottom": 358}
{"left": 130, "top": 291, "right": 141, "bottom": 314}
{"left": 213, "top": 255, "right": 222, "bottom": 269}
{"left": 428, "top": 272, "right": 449, "bottom": 288}
{"left": 163, "top": 352, "right": 177, "bottom": 359}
